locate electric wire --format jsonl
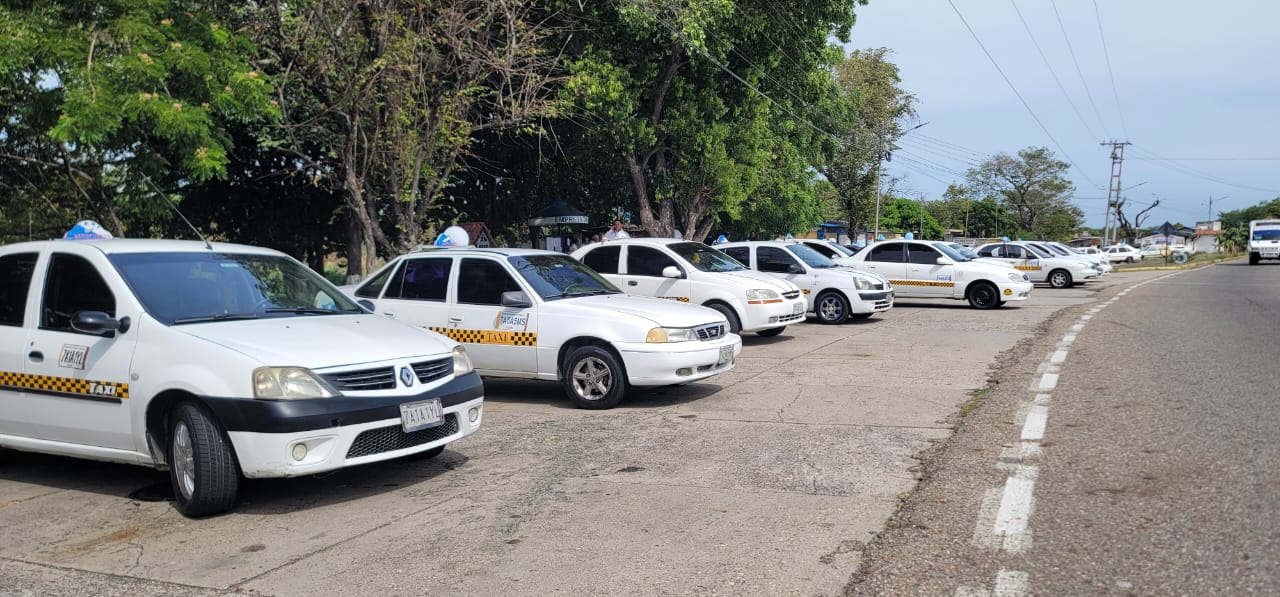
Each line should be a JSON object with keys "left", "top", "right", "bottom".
{"left": 1092, "top": 0, "right": 1128, "bottom": 137}
{"left": 1010, "top": 0, "right": 1100, "bottom": 140}
{"left": 1049, "top": 0, "right": 1109, "bottom": 134}
{"left": 1130, "top": 146, "right": 1280, "bottom": 194}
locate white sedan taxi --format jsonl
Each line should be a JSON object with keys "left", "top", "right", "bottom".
{"left": 974, "top": 242, "right": 1097, "bottom": 288}
{"left": 348, "top": 247, "right": 741, "bottom": 409}
{"left": 718, "top": 241, "right": 894, "bottom": 324}
{"left": 842, "top": 240, "right": 1033, "bottom": 309}
{"left": 571, "top": 238, "right": 807, "bottom": 337}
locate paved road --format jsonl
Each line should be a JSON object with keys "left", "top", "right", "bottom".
{"left": 847, "top": 260, "right": 1280, "bottom": 595}
{"left": 0, "top": 280, "right": 1106, "bottom": 596}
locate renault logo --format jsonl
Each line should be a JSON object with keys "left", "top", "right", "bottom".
{"left": 399, "top": 366, "right": 415, "bottom": 387}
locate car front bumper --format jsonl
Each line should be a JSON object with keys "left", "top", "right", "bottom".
{"left": 740, "top": 297, "right": 807, "bottom": 332}
{"left": 1000, "top": 281, "right": 1035, "bottom": 301}
{"left": 615, "top": 334, "right": 743, "bottom": 386}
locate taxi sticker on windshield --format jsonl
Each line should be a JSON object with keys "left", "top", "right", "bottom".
{"left": 58, "top": 345, "right": 90, "bottom": 370}
{"left": 494, "top": 311, "right": 529, "bottom": 331}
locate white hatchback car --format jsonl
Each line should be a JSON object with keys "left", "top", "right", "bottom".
{"left": 841, "top": 240, "right": 1034, "bottom": 309}
{"left": 974, "top": 242, "right": 1097, "bottom": 288}
{"left": 717, "top": 241, "right": 894, "bottom": 324}
{"left": 572, "top": 239, "right": 807, "bottom": 336}
{"left": 1103, "top": 244, "right": 1143, "bottom": 262}
{"left": 0, "top": 239, "right": 483, "bottom": 516}
{"left": 348, "top": 247, "right": 741, "bottom": 409}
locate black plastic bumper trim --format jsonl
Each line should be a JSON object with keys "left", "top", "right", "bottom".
{"left": 202, "top": 372, "right": 483, "bottom": 434}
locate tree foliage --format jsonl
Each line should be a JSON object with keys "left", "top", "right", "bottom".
{"left": 876, "top": 197, "right": 942, "bottom": 239}
{"left": 965, "top": 146, "right": 1082, "bottom": 240}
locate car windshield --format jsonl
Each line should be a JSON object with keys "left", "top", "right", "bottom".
{"left": 508, "top": 254, "right": 621, "bottom": 300}
{"left": 786, "top": 244, "right": 838, "bottom": 268}
{"left": 932, "top": 242, "right": 971, "bottom": 262}
{"left": 1253, "top": 228, "right": 1280, "bottom": 241}
{"left": 946, "top": 243, "right": 980, "bottom": 260}
{"left": 110, "top": 252, "right": 362, "bottom": 325}
{"left": 822, "top": 242, "right": 855, "bottom": 257}
{"left": 669, "top": 242, "right": 746, "bottom": 272}
{"left": 1043, "top": 243, "right": 1072, "bottom": 256}
{"left": 1021, "top": 244, "right": 1052, "bottom": 258}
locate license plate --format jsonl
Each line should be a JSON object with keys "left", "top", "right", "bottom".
{"left": 400, "top": 399, "right": 443, "bottom": 432}
{"left": 717, "top": 345, "right": 734, "bottom": 365}
{"left": 792, "top": 302, "right": 804, "bottom": 314}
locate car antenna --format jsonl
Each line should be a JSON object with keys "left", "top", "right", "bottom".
{"left": 141, "top": 174, "right": 213, "bottom": 250}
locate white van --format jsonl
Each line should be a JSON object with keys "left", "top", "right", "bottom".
{"left": 0, "top": 239, "right": 484, "bottom": 516}
{"left": 572, "top": 239, "right": 807, "bottom": 336}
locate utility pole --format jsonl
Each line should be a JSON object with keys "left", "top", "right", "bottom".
{"left": 1101, "top": 140, "right": 1131, "bottom": 245}
{"left": 872, "top": 121, "right": 887, "bottom": 244}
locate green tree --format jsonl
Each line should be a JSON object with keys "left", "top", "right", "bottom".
{"left": 965, "top": 147, "right": 1082, "bottom": 240}
{"left": 878, "top": 197, "right": 942, "bottom": 239}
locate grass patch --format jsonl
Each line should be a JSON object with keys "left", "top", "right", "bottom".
{"left": 961, "top": 388, "right": 988, "bottom": 415}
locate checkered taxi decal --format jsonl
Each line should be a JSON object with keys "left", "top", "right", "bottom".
{"left": 428, "top": 327, "right": 538, "bottom": 347}
{"left": 888, "top": 279, "right": 956, "bottom": 288}
{"left": 0, "top": 370, "right": 129, "bottom": 401}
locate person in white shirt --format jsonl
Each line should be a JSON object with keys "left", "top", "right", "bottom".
{"left": 604, "top": 219, "right": 631, "bottom": 240}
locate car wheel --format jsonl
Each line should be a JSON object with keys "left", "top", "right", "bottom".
{"left": 1125, "top": 256, "right": 1133, "bottom": 263}
{"left": 966, "top": 282, "right": 1000, "bottom": 310}
{"left": 562, "top": 345, "right": 625, "bottom": 409}
{"left": 705, "top": 302, "right": 742, "bottom": 335}
{"left": 169, "top": 402, "right": 239, "bottom": 517}
{"left": 1048, "top": 269, "right": 1073, "bottom": 289}
{"left": 1249, "top": 252, "right": 1260, "bottom": 265}
{"left": 814, "top": 291, "right": 849, "bottom": 325}
{"left": 757, "top": 326, "right": 785, "bottom": 337}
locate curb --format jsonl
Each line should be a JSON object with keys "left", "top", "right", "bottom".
{"left": 1118, "top": 257, "right": 1238, "bottom": 272}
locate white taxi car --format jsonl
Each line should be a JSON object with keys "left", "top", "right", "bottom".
{"left": 571, "top": 238, "right": 807, "bottom": 336}
{"left": 797, "top": 239, "right": 861, "bottom": 266}
{"left": 0, "top": 239, "right": 483, "bottom": 517}
{"left": 717, "top": 241, "right": 894, "bottom": 324}
{"left": 347, "top": 247, "right": 741, "bottom": 410}
{"left": 1039, "top": 241, "right": 1112, "bottom": 275}
{"left": 842, "top": 240, "right": 1034, "bottom": 309}
{"left": 974, "top": 242, "right": 1097, "bottom": 288}
{"left": 1103, "top": 244, "right": 1143, "bottom": 263}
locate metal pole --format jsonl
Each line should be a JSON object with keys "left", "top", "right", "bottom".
{"left": 872, "top": 122, "right": 885, "bottom": 244}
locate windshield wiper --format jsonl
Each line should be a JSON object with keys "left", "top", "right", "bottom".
{"left": 545, "top": 289, "right": 617, "bottom": 299}
{"left": 264, "top": 306, "right": 346, "bottom": 315}
{"left": 173, "top": 313, "right": 261, "bottom": 324}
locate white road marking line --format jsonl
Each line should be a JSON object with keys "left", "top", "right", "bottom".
{"left": 1021, "top": 404, "right": 1048, "bottom": 441}
{"left": 994, "top": 466, "right": 1038, "bottom": 553}
{"left": 1037, "top": 373, "right": 1058, "bottom": 391}
{"left": 1069, "top": 323, "right": 1084, "bottom": 333}
{"left": 1049, "top": 350, "right": 1068, "bottom": 365}
{"left": 1034, "top": 393, "right": 1051, "bottom": 405}
{"left": 995, "top": 570, "right": 1030, "bottom": 596}
{"left": 971, "top": 488, "right": 1003, "bottom": 549}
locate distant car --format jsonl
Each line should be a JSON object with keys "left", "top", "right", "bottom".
{"left": 797, "top": 239, "right": 860, "bottom": 266}
{"left": 1041, "top": 241, "right": 1112, "bottom": 274}
{"left": 1103, "top": 245, "right": 1143, "bottom": 263}
{"left": 718, "top": 240, "right": 894, "bottom": 324}
{"left": 942, "top": 242, "right": 1017, "bottom": 269}
{"left": 974, "top": 241, "right": 1098, "bottom": 288}
{"left": 840, "top": 240, "right": 1034, "bottom": 309}
{"left": 348, "top": 247, "right": 742, "bottom": 409}
{"left": 1075, "top": 246, "right": 1104, "bottom": 257}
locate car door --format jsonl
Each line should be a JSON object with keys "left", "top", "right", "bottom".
{"left": 578, "top": 244, "right": 622, "bottom": 284}
{"left": 756, "top": 246, "right": 811, "bottom": 301}
{"left": 448, "top": 257, "right": 538, "bottom": 374}
{"left": 859, "top": 242, "right": 908, "bottom": 285}
{"left": 370, "top": 254, "right": 455, "bottom": 328}
{"left": 20, "top": 251, "right": 139, "bottom": 449}
{"left": 905, "top": 244, "right": 956, "bottom": 298}
{"left": 0, "top": 251, "right": 40, "bottom": 441}
{"left": 619, "top": 245, "right": 692, "bottom": 303}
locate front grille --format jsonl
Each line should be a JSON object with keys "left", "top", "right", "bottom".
{"left": 322, "top": 367, "right": 395, "bottom": 391}
{"left": 874, "top": 298, "right": 893, "bottom": 311}
{"left": 779, "top": 312, "right": 805, "bottom": 323}
{"left": 412, "top": 357, "right": 453, "bottom": 384}
{"left": 694, "top": 323, "right": 726, "bottom": 341}
{"left": 346, "top": 414, "right": 459, "bottom": 458}
{"left": 781, "top": 290, "right": 801, "bottom": 300}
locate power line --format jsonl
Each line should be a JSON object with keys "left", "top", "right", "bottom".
{"left": 1129, "top": 146, "right": 1280, "bottom": 194}
{"left": 946, "top": 0, "right": 1101, "bottom": 190}
{"left": 1009, "top": 0, "right": 1100, "bottom": 139}
{"left": 1131, "top": 157, "right": 1280, "bottom": 161}
{"left": 896, "top": 138, "right": 983, "bottom": 168}
{"left": 1092, "top": 0, "right": 1128, "bottom": 137}
{"left": 1049, "top": 0, "right": 1109, "bottom": 134}
{"left": 911, "top": 133, "right": 991, "bottom": 160}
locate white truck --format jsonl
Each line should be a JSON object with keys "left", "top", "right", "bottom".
{"left": 1248, "top": 219, "right": 1280, "bottom": 265}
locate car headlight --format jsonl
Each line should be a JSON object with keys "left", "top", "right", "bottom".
{"left": 647, "top": 327, "right": 699, "bottom": 343}
{"left": 853, "top": 276, "right": 875, "bottom": 290}
{"left": 253, "top": 367, "right": 340, "bottom": 399}
{"left": 745, "top": 288, "right": 780, "bottom": 300}
{"left": 1007, "top": 272, "right": 1023, "bottom": 282}
{"left": 453, "top": 345, "right": 474, "bottom": 376}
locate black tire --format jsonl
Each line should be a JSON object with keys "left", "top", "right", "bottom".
{"left": 757, "top": 326, "right": 785, "bottom": 337}
{"left": 966, "top": 282, "right": 1000, "bottom": 310}
{"left": 1048, "top": 269, "right": 1073, "bottom": 289}
{"left": 1125, "top": 257, "right": 1133, "bottom": 263}
{"left": 1250, "top": 252, "right": 1260, "bottom": 265}
{"left": 169, "top": 402, "right": 239, "bottom": 517}
{"left": 814, "top": 291, "right": 850, "bottom": 325}
{"left": 562, "top": 345, "right": 626, "bottom": 409}
{"left": 407, "top": 445, "right": 446, "bottom": 460}
{"left": 705, "top": 302, "right": 742, "bottom": 335}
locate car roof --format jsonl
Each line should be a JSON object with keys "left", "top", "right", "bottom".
{"left": 717, "top": 240, "right": 801, "bottom": 248}
{"left": 1, "top": 238, "right": 286, "bottom": 256}
{"left": 597, "top": 237, "right": 695, "bottom": 246}
{"left": 403, "top": 246, "right": 562, "bottom": 258}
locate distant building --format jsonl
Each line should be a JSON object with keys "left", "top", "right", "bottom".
{"left": 458, "top": 222, "right": 495, "bottom": 248}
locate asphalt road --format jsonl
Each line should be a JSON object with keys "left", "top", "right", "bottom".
{"left": 847, "top": 259, "right": 1280, "bottom": 595}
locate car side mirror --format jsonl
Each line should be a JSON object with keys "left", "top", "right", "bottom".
{"left": 500, "top": 290, "right": 533, "bottom": 308}
{"left": 787, "top": 264, "right": 805, "bottom": 274}
{"left": 357, "top": 299, "right": 376, "bottom": 312}
{"left": 936, "top": 257, "right": 954, "bottom": 265}
{"left": 72, "top": 311, "right": 128, "bottom": 335}
{"left": 661, "top": 265, "right": 684, "bottom": 279}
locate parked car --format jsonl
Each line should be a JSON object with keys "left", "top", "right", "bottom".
{"left": 1041, "top": 241, "right": 1112, "bottom": 274}
{"left": 942, "top": 242, "right": 1017, "bottom": 269}
{"left": 975, "top": 241, "right": 1098, "bottom": 288}
{"left": 717, "top": 241, "right": 894, "bottom": 324}
{"left": 796, "top": 239, "right": 860, "bottom": 266}
{"left": 0, "top": 239, "right": 485, "bottom": 516}
{"left": 1103, "top": 244, "right": 1143, "bottom": 263}
{"left": 840, "top": 240, "right": 1034, "bottom": 309}
{"left": 348, "top": 247, "right": 741, "bottom": 409}
{"left": 571, "top": 239, "right": 806, "bottom": 336}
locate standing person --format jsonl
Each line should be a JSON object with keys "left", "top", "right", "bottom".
{"left": 604, "top": 219, "right": 631, "bottom": 240}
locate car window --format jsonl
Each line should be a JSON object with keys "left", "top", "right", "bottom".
{"left": 386, "top": 257, "right": 451, "bottom": 301}
{"left": 976, "top": 246, "right": 996, "bottom": 257}
{"left": 0, "top": 252, "right": 38, "bottom": 327}
{"left": 1022, "top": 244, "right": 1052, "bottom": 258}
{"left": 757, "top": 247, "right": 800, "bottom": 273}
{"left": 867, "top": 243, "right": 905, "bottom": 263}
{"left": 581, "top": 244, "right": 620, "bottom": 274}
{"left": 457, "top": 258, "right": 522, "bottom": 305}
{"left": 721, "top": 247, "right": 750, "bottom": 266}
{"left": 355, "top": 262, "right": 398, "bottom": 298}
{"left": 627, "top": 245, "right": 680, "bottom": 277}
{"left": 1004, "top": 245, "right": 1026, "bottom": 259}
{"left": 932, "top": 242, "right": 970, "bottom": 262}
{"left": 786, "top": 244, "right": 838, "bottom": 268}
{"left": 508, "top": 254, "right": 619, "bottom": 300}
{"left": 40, "top": 253, "right": 116, "bottom": 334}
{"left": 803, "top": 242, "right": 837, "bottom": 258}
{"left": 668, "top": 242, "right": 745, "bottom": 272}
{"left": 907, "top": 245, "right": 942, "bottom": 265}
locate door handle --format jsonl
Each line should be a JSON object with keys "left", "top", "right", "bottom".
{"left": 448, "top": 316, "right": 463, "bottom": 323}
{"left": 383, "top": 312, "right": 396, "bottom": 318}
{"left": 627, "top": 281, "right": 638, "bottom": 286}
{"left": 28, "top": 351, "right": 43, "bottom": 362}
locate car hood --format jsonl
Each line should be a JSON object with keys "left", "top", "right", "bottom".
{"left": 548, "top": 293, "right": 726, "bottom": 327}
{"left": 960, "top": 260, "right": 1031, "bottom": 278}
{"left": 708, "top": 269, "right": 800, "bottom": 292}
{"left": 173, "top": 314, "right": 454, "bottom": 368}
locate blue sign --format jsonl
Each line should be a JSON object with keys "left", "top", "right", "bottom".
{"left": 64, "top": 220, "right": 113, "bottom": 240}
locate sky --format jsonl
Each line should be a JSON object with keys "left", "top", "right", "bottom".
{"left": 842, "top": 0, "right": 1280, "bottom": 229}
